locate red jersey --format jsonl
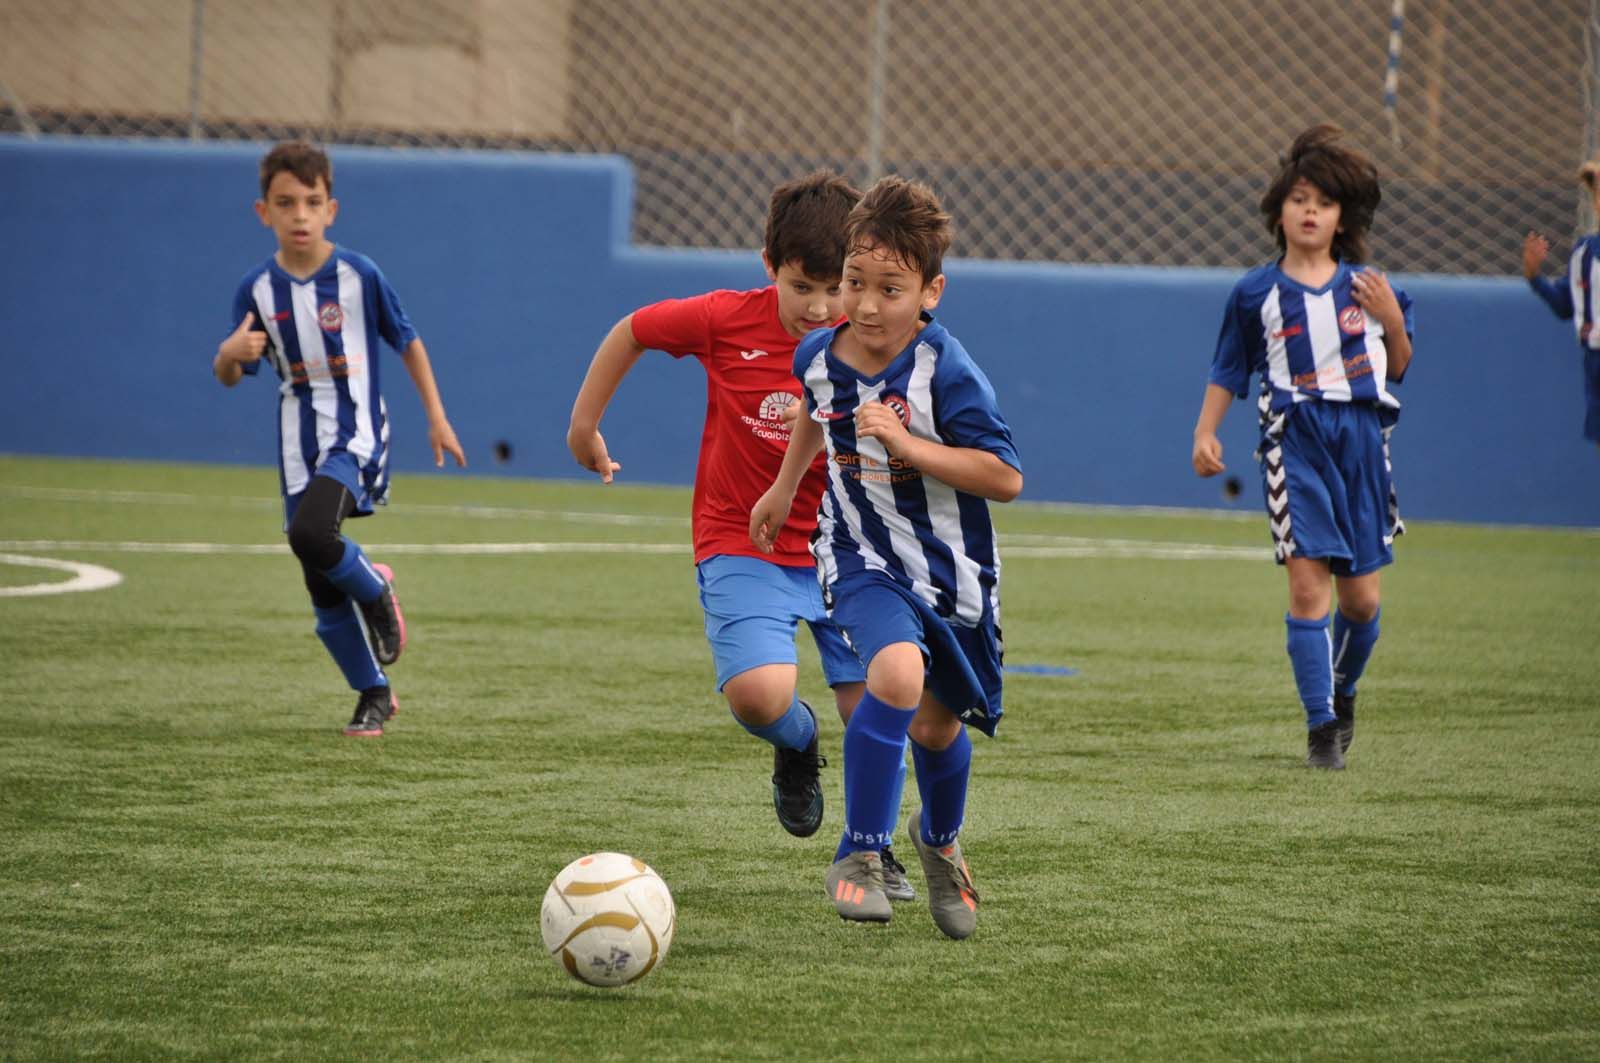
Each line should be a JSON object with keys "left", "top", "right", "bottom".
{"left": 631, "top": 286, "right": 828, "bottom": 567}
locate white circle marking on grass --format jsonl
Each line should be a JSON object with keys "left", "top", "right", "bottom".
{"left": 0, "top": 553, "right": 124, "bottom": 597}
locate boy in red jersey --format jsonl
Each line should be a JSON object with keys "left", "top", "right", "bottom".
{"left": 568, "top": 172, "right": 914, "bottom": 900}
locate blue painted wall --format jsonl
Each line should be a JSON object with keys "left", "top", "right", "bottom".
{"left": 1, "top": 137, "right": 1595, "bottom": 526}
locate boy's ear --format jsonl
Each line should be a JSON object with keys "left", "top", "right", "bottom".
{"left": 921, "top": 273, "right": 946, "bottom": 311}
{"left": 760, "top": 249, "right": 777, "bottom": 282}
{"left": 254, "top": 199, "right": 270, "bottom": 227}
{"left": 326, "top": 197, "right": 338, "bottom": 227}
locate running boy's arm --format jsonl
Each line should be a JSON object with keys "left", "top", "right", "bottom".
{"left": 213, "top": 311, "right": 266, "bottom": 387}
{"left": 400, "top": 338, "right": 467, "bottom": 467}
{"left": 567, "top": 314, "right": 646, "bottom": 483}
{"left": 750, "top": 412, "right": 824, "bottom": 552}
{"left": 1191, "top": 383, "right": 1233, "bottom": 477}
{"left": 854, "top": 401, "right": 1022, "bottom": 502}
{"left": 1522, "top": 231, "right": 1575, "bottom": 318}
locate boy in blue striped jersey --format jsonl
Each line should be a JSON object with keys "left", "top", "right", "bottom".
{"left": 212, "top": 141, "right": 466, "bottom": 737}
{"left": 1192, "top": 125, "right": 1414, "bottom": 771}
{"left": 1521, "top": 153, "right": 1600, "bottom": 451}
{"left": 751, "top": 176, "right": 1022, "bottom": 938}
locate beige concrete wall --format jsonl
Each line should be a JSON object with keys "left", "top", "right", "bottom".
{"left": 0, "top": 0, "right": 573, "bottom": 137}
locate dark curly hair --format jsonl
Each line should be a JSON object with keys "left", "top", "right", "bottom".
{"left": 1260, "top": 124, "right": 1381, "bottom": 263}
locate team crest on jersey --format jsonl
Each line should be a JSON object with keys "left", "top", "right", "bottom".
{"left": 318, "top": 301, "right": 343, "bottom": 332}
{"left": 1338, "top": 305, "right": 1365, "bottom": 335}
{"left": 758, "top": 391, "right": 800, "bottom": 421}
{"left": 879, "top": 392, "right": 912, "bottom": 427}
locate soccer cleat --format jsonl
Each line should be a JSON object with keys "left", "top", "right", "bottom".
{"left": 824, "top": 850, "right": 892, "bottom": 924}
{"left": 880, "top": 845, "right": 917, "bottom": 902}
{"left": 359, "top": 563, "right": 407, "bottom": 666}
{"left": 906, "top": 808, "right": 979, "bottom": 940}
{"left": 1305, "top": 719, "right": 1346, "bottom": 770}
{"left": 771, "top": 701, "right": 826, "bottom": 837}
{"left": 1333, "top": 691, "right": 1356, "bottom": 754}
{"left": 344, "top": 685, "right": 398, "bottom": 737}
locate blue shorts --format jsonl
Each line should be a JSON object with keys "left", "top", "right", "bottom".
{"left": 1260, "top": 401, "right": 1401, "bottom": 577}
{"left": 1583, "top": 350, "right": 1600, "bottom": 443}
{"left": 827, "top": 570, "right": 1004, "bottom": 737}
{"left": 696, "top": 554, "right": 866, "bottom": 692}
{"left": 282, "top": 451, "right": 376, "bottom": 531}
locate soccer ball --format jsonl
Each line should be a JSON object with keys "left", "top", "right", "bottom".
{"left": 540, "top": 852, "right": 676, "bottom": 987}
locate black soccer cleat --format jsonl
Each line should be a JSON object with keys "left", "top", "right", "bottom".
{"left": 1305, "top": 719, "right": 1345, "bottom": 770}
{"left": 359, "top": 563, "right": 406, "bottom": 666}
{"left": 1333, "top": 691, "right": 1356, "bottom": 754}
{"left": 344, "top": 685, "right": 398, "bottom": 737}
{"left": 772, "top": 701, "right": 826, "bottom": 837}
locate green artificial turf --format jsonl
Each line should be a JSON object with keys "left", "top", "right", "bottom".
{"left": 1, "top": 456, "right": 1595, "bottom": 1061}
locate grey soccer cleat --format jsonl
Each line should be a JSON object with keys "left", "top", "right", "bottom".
{"left": 880, "top": 845, "right": 917, "bottom": 902}
{"left": 906, "top": 808, "right": 979, "bottom": 940}
{"left": 1333, "top": 691, "right": 1356, "bottom": 754}
{"left": 824, "top": 850, "right": 892, "bottom": 924}
{"left": 1306, "top": 719, "right": 1346, "bottom": 770}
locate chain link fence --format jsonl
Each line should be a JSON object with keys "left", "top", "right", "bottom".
{"left": 2, "top": 0, "right": 1595, "bottom": 273}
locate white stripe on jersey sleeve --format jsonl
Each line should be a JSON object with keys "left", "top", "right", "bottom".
{"left": 906, "top": 344, "right": 985, "bottom": 625}
{"left": 1304, "top": 291, "right": 1353, "bottom": 402}
{"left": 337, "top": 260, "right": 377, "bottom": 464}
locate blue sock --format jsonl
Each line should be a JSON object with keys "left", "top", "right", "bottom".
{"left": 912, "top": 726, "right": 971, "bottom": 848}
{"left": 736, "top": 695, "right": 816, "bottom": 752}
{"left": 833, "top": 691, "right": 914, "bottom": 862}
{"left": 1286, "top": 613, "right": 1334, "bottom": 727}
{"left": 1332, "top": 608, "right": 1381, "bottom": 696}
{"left": 315, "top": 601, "right": 385, "bottom": 691}
{"left": 321, "top": 539, "right": 386, "bottom": 603}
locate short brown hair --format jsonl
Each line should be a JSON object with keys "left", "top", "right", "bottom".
{"left": 259, "top": 141, "right": 333, "bottom": 199}
{"left": 764, "top": 171, "right": 861, "bottom": 279}
{"left": 1259, "top": 124, "right": 1381, "bottom": 263}
{"left": 845, "top": 175, "right": 952, "bottom": 284}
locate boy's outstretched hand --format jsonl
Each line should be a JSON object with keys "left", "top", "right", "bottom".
{"left": 1522, "top": 231, "right": 1550, "bottom": 280}
{"left": 429, "top": 418, "right": 467, "bottom": 468}
{"left": 567, "top": 426, "right": 622, "bottom": 484}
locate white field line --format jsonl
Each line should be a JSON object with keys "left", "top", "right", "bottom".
{"left": 0, "top": 553, "right": 123, "bottom": 597}
{"left": 0, "top": 484, "right": 688, "bottom": 528}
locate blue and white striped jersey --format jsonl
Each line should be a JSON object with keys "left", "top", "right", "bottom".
{"left": 795, "top": 315, "right": 1020, "bottom": 628}
{"left": 228, "top": 247, "right": 417, "bottom": 505}
{"left": 1210, "top": 261, "right": 1413, "bottom": 417}
{"left": 1528, "top": 234, "right": 1600, "bottom": 348}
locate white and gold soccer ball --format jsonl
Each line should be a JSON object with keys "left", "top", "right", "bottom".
{"left": 540, "top": 852, "right": 676, "bottom": 987}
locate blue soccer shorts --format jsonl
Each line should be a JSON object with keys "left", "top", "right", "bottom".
{"left": 282, "top": 451, "right": 377, "bottom": 531}
{"left": 1259, "top": 400, "right": 1401, "bottom": 577}
{"left": 695, "top": 554, "right": 865, "bottom": 692}
{"left": 825, "top": 569, "right": 1004, "bottom": 737}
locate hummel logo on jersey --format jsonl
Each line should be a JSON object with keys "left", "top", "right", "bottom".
{"left": 1271, "top": 325, "right": 1304, "bottom": 339}
{"left": 739, "top": 349, "right": 771, "bottom": 360}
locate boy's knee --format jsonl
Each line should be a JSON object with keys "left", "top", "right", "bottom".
{"left": 866, "top": 644, "right": 925, "bottom": 708}
{"left": 286, "top": 513, "right": 341, "bottom": 568}
{"left": 909, "top": 714, "right": 961, "bottom": 751}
